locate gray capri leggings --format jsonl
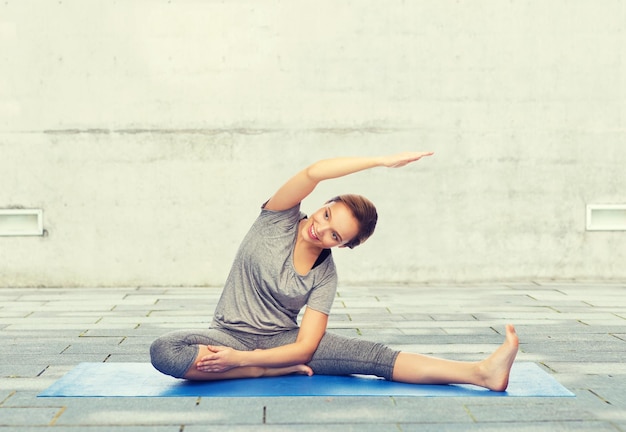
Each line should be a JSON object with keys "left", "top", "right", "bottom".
{"left": 150, "top": 328, "right": 400, "bottom": 381}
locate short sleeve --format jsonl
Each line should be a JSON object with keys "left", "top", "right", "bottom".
{"left": 305, "top": 262, "right": 338, "bottom": 314}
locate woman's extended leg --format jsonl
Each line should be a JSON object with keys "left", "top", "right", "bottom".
{"left": 276, "top": 324, "right": 518, "bottom": 391}
{"left": 391, "top": 324, "right": 519, "bottom": 391}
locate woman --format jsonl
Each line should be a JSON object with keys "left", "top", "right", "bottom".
{"left": 150, "top": 151, "right": 519, "bottom": 391}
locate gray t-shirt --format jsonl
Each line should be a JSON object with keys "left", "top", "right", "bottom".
{"left": 211, "top": 203, "right": 338, "bottom": 335}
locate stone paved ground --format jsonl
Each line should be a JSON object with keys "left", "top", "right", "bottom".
{"left": 1, "top": 282, "right": 625, "bottom": 431}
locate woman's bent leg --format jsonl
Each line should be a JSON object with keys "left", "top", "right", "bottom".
{"left": 150, "top": 329, "right": 245, "bottom": 379}
{"left": 150, "top": 329, "right": 312, "bottom": 381}
{"left": 184, "top": 345, "right": 313, "bottom": 381}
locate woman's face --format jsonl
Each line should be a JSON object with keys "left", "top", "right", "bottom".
{"left": 301, "top": 201, "right": 359, "bottom": 248}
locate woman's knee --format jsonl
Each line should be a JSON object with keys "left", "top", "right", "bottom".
{"left": 150, "top": 332, "right": 199, "bottom": 379}
{"left": 309, "top": 333, "right": 399, "bottom": 379}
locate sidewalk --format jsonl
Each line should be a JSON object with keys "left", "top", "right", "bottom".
{"left": 1, "top": 282, "right": 625, "bottom": 431}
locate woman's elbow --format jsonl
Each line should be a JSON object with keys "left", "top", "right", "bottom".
{"left": 300, "top": 352, "right": 314, "bottom": 364}
{"left": 304, "top": 162, "right": 325, "bottom": 183}
{"left": 295, "top": 344, "right": 317, "bottom": 364}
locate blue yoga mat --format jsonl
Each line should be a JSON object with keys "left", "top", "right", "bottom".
{"left": 38, "top": 362, "right": 574, "bottom": 398}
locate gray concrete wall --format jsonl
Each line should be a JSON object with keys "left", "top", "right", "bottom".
{"left": 1, "top": 0, "right": 624, "bottom": 287}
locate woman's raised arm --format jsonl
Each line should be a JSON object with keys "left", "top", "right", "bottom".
{"left": 264, "top": 151, "right": 434, "bottom": 212}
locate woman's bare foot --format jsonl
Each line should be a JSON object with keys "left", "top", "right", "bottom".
{"left": 476, "top": 324, "right": 519, "bottom": 391}
{"left": 261, "top": 364, "right": 313, "bottom": 377}
{"left": 285, "top": 364, "right": 313, "bottom": 376}
{"left": 290, "top": 364, "right": 314, "bottom": 376}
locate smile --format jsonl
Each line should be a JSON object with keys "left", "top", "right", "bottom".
{"left": 308, "top": 223, "right": 319, "bottom": 240}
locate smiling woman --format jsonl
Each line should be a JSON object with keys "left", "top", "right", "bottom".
{"left": 303, "top": 200, "right": 362, "bottom": 246}
{"left": 150, "top": 151, "right": 519, "bottom": 392}
{"left": 326, "top": 194, "right": 378, "bottom": 248}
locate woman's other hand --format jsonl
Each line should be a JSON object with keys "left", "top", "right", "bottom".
{"left": 380, "top": 151, "right": 434, "bottom": 168}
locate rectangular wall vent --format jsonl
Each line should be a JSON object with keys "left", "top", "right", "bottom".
{"left": 586, "top": 204, "right": 626, "bottom": 231}
{"left": 0, "top": 209, "right": 44, "bottom": 236}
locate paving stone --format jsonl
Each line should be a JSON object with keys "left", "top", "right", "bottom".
{"left": 581, "top": 380, "right": 626, "bottom": 406}
{"left": 400, "top": 421, "right": 622, "bottom": 432}
{"left": 60, "top": 340, "right": 128, "bottom": 354}
{"left": 55, "top": 398, "right": 260, "bottom": 426}
{"left": 1, "top": 391, "right": 62, "bottom": 407}
{"left": 0, "top": 301, "right": 47, "bottom": 311}
{"left": 0, "top": 364, "right": 49, "bottom": 378}
{"left": 522, "top": 340, "right": 626, "bottom": 353}
{"left": 0, "top": 407, "right": 62, "bottom": 426}
{"left": 265, "top": 397, "right": 472, "bottom": 425}
{"left": 465, "top": 402, "right": 595, "bottom": 422}
{"left": 0, "top": 427, "right": 179, "bottom": 432}
{"left": 106, "top": 353, "right": 152, "bottom": 362}
{"left": 0, "top": 376, "right": 57, "bottom": 393}
{"left": 545, "top": 362, "right": 626, "bottom": 375}
{"left": 185, "top": 425, "right": 399, "bottom": 432}
{"left": 80, "top": 329, "right": 144, "bottom": 337}
{"left": 538, "top": 351, "right": 626, "bottom": 363}
{"left": 397, "top": 327, "right": 449, "bottom": 336}
{"left": 37, "top": 364, "right": 80, "bottom": 378}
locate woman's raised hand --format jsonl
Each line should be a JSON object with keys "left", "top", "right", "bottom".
{"left": 380, "top": 151, "right": 434, "bottom": 168}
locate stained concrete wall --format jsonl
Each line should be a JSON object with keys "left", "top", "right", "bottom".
{"left": 1, "top": 0, "right": 624, "bottom": 287}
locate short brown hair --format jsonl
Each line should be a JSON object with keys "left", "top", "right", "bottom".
{"left": 326, "top": 194, "right": 377, "bottom": 249}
